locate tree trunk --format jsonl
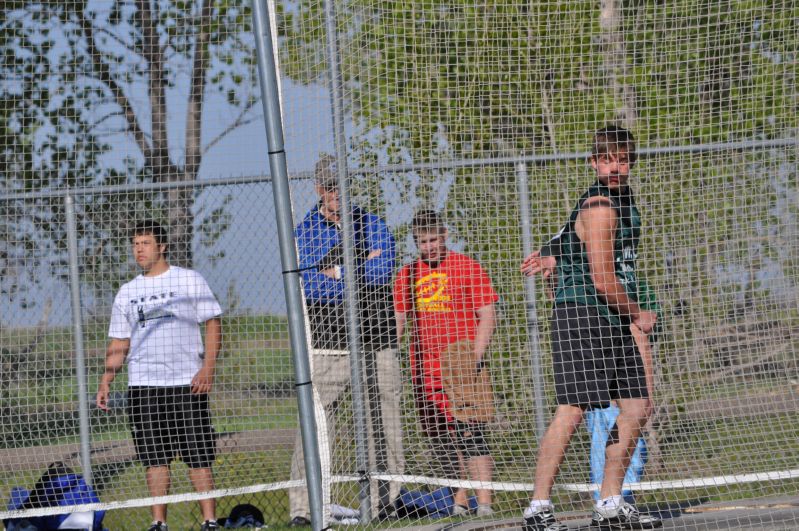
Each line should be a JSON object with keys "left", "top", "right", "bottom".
{"left": 135, "top": 0, "right": 213, "bottom": 268}
{"left": 599, "top": 0, "right": 637, "bottom": 128}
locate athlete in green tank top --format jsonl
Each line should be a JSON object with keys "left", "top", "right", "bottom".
{"left": 519, "top": 126, "right": 663, "bottom": 530}
{"left": 553, "top": 180, "right": 641, "bottom": 328}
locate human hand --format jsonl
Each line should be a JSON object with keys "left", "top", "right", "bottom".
{"left": 96, "top": 383, "right": 110, "bottom": 412}
{"left": 367, "top": 249, "right": 381, "bottom": 260}
{"left": 632, "top": 310, "right": 657, "bottom": 335}
{"left": 320, "top": 266, "right": 343, "bottom": 279}
{"left": 520, "top": 250, "right": 556, "bottom": 279}
{"left": 191, "top": 366, "right": 215, "bottom": 394}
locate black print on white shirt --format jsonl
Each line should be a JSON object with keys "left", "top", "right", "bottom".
{"left": 131, "top": 291, "right": 179, "bottom": 328}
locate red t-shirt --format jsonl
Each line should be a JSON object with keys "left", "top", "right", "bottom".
{"left": 394, "top": 251, "right": 498, "bottom": 431}
{"left": 394, "top": 251, "right": 498, "bottom": 356}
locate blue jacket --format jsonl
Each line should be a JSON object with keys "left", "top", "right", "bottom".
{"left": 295, "top": 204, "right": 396, "bottom": 349}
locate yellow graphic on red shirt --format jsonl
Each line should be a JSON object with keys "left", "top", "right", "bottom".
{"left": 415, "top": 272, "right": 452, "bottom": 312}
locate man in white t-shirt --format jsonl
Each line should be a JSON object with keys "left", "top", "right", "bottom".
{"left": 96, "top": 221, "right": 223, "bottom": 531}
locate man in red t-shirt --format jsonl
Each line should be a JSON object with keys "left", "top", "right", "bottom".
{"left": 394, "top": 210, "right": 498, "bottom": 517}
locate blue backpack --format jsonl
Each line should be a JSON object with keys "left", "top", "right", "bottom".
{"left": 394, "top": 487, "right": 477, "bottom": 519}
{"left": 4, "top": 462, "right": 106, "bottom": 531}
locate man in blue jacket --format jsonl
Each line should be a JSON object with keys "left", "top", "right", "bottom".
{"left": 288, "top": 154, "right": 404, "bottom": 526}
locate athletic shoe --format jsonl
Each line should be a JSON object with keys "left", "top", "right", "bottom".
{"left": 523, "top": 507, "right": 568, "bottom": 531}
{"left": 288, "top": 516, "right": 311, "bottom": 527}
{"left": 199, "top": 520, "right": 220, "bottom": 531}
{"left": 590, "top": 502, "right": 662, "bottom": 529}
{"left": 452, "top": 504, "right": 470, "bottom": 516}
{"left": 147, "top": 522, "right": 168, "bottom": 531}
{"left": 476, "top": 504, "right": 494, "bottom": 517}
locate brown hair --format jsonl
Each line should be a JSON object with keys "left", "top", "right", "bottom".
{"left": 315, "top": 153, "right": 338, "bottom": 190}
{"left": 131, "top": 220, "right": 168, "bottom": 248}
{"left": 411, "top": 209, "right": 445, "bottom": 235}
{"left": 592, "top": 125, "right": 637, "bottom": 164}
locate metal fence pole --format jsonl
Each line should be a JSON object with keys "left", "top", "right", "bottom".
{"left": 515, "top": 163, "right": 547, "bottom": 440}
{"left": 321, "top": 0, "right": 372, "bottom": 522}
{"left": 251, "top": 2, "right": 324, "bottom": 530}
{"left": 64, "top": 194, "right": 93, "bottom": 486}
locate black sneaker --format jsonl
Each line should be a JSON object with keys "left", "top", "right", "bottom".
{"left": 147, "top": 522, "right": 168, "bottom": 531}
{"left": 523, "top": 507, "right": 569, "bottom": 531}
{"left": 288, "top": 516, "right": 311, "bottom": 527}
{"left": 199, "top": 520, "right": 220, "bottom": 531}
{"left": 590, "top": 502, "right": 662, "bottom": 529}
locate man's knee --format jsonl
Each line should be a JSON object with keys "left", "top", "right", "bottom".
{"left": 553, "top": 404, "right": 585, "bottom": 427}
{"left": 617, "top": 399, "right": 650, "bottom": 426}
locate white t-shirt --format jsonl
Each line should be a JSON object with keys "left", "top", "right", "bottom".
{"left": 109, "top": 266, "right": 222, "bottom": 387}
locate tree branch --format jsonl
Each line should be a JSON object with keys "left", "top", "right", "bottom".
{"left": 184, "top": 0, "right": 214, "bottom": 180}
{"left": 202, "top": 100, "right": 260, "bottom": 156}
{"left": 78, "top": 10, "right": 151, "bottom": 162}
{"left": 135, "top": 0, "right": 171, "bottom": 175}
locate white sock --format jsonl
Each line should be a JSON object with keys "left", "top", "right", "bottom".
{"left": 596, "top": 495, "right": 623, "bottom": 511}
{"left": 524, "top": 499, "right": 552, "bottom": 518}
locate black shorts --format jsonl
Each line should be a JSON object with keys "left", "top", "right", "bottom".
{"left": 452, "top": 421, "right": 491, "bottom": 459}
{"left": 550, "top": 303, "right": 648, "bottom": 407}
{"left": 127, "top": 386, "right": 216, "bottom": 469}
{"left": 427, "top": 421, "right": 491, "bottom": 478}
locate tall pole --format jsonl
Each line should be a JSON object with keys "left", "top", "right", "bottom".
{"left": 251, "top": 2, "right": 324, "bottom": 530}
{"left": 516, "top": 163, "right": 546, "bottom": 440}
{"left": 321, "top": 0, "right": 372, "bottom": 522}
{"left": 64, "top": 195, "right": 94, "bottom": 486}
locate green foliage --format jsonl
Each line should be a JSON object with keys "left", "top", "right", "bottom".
{"left": 279, "top": 0, "right": 799, "bottom": 496}
{"left": 0, "top": 0, "right": 259, "bottom": 308}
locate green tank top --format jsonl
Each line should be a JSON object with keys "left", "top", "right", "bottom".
{"left": 553, "top": 181, "right": 641, "bottom": 328}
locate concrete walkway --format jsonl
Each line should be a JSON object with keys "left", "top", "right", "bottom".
{"left": 392, "top": 495, "right": 799, "bottom": 531}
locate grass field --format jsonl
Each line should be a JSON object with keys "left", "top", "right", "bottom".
{"left": 2, "top": 313, "right": 799, "bottom": 528}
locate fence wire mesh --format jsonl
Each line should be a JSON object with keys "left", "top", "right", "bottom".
{"left": 0, "top": 0, "right": 797, "bottom": 529}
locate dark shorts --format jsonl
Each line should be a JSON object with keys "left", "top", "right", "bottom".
{"left": 452, "top": 421, "right": 491, "bottom": 459}
{"left": 427, "top": 421, "right": 491, "bottom": 479}
{"left": 127, "top": 386, "right": 216, "bottom": 469}
{"left": 551, "top": 303, "right": 648, "bottom": 407}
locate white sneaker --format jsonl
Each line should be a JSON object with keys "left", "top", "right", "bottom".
{"left": 523, "top": 506, "right": 568, "bottom": 531}
{"left": 476, "top": 504, "right": 493, "bottom": 517}
{"left": 452, "top": 504, "right": 470, "bottom": 516}
{"left": 591, "top": 502, "right": 662, "bottom": 529}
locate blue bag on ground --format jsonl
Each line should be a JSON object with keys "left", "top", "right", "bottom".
{"left": 586, "top": 405, "right": 647, "bottom": 501}
{"left": 394, "top": 487, "right": 476, "bottom": 519}
{"left": 394, "top": 487, "right": 453, "bottom": 519}
{"left": 4, "top": 462, "right": 106, "bottom": 531}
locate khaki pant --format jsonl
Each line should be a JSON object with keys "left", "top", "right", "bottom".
{"left": 289, "top": 347, "right": 405, "bottom": 520}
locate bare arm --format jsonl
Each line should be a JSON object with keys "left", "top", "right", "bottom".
{"left": 630, "top": 323, "right": 655, "bottom": 416}
{"left": 575, "top": 198, "right": 656, "bottom": 333}
{"left": 474, "top": 303, "right": 496, "bottom": 368}
{"left": 96, "top": 338, "right": 130, "bottom": 411}
{"left": 395, "top": 311, "right": 408, "bottom": 343}
{"left": 192, "top": 317, "right": 222, "bottom": 394}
